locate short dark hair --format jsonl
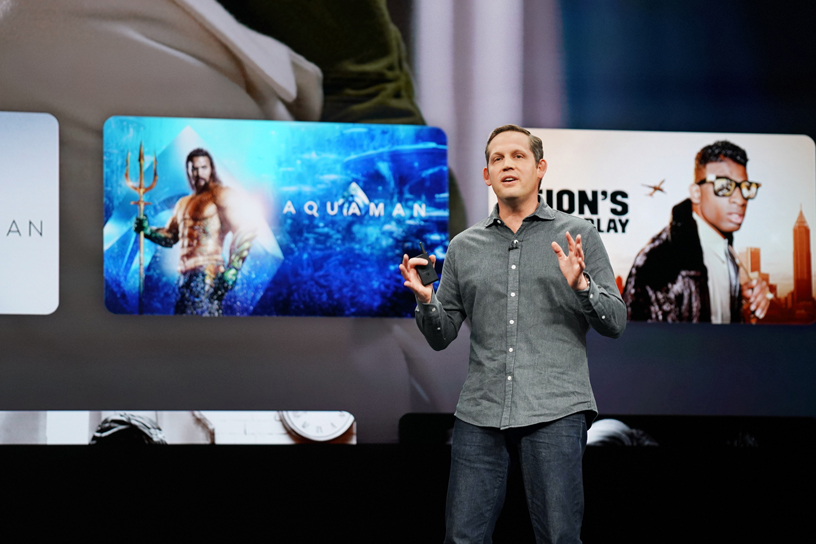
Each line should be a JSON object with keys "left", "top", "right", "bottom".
{"left": 695, "top": 140, "right": 748, "bottom": 178}
{"left": 484, "top": 124, "right": 544, "bottom": 165}
{"left": 186, "top": 148, "right": 221, "bottom": 188}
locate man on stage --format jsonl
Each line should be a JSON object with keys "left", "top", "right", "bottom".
{"left": 400, "top": 124, "right": 626, "bottom": 542}
{"left": 134, "top": 148, "right": 256, "bottom": 316}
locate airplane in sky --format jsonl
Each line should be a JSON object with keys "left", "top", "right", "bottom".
{"left": 642, "top": 179, "right": 666, "bottom": 196}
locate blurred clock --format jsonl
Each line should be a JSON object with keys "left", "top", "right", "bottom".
{"left": 279, "top": 411, "right": 355, "bottom": 443}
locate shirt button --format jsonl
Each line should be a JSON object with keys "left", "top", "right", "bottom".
{"left": 431, "top": 307, "right": 436, "bottom": 312}
{"left": 511, "top": 265, "right": 516, "bottom": 270}
{"left": 509, "top": 348, "right": 513, "bottom": 352}
{"left": 513, "top": 239, "right": 518, "bottom": 244}
{"left": 589, "top": 294, "right": 593, "bottom": 299}
{"left": 509, "top": 320, "right": 514, "bottom": 324}
{"left": 437, "top": 327, "right": 441, "bottom": 330}
{"left": 602, "top": 315, "right": 606, "bottom": 319}
{"left": 507, "top": 376, "right": 512, "bottom": 381}
{"left": 511, "top": 292, "right": 516, "bottom": 297}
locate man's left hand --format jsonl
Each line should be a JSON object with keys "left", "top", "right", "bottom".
{"left": 552, "top": 232, "right": 589, "bottom": 291}
{"left": 742, "top": 276, "right": 771, "bottom": 320}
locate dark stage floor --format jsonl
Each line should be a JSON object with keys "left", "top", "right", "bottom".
{"left": 2, "top": 437, "right": 812, "bottom": 542}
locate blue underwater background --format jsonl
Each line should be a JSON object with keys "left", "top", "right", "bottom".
{"left": 103, "top": 117, "right": 449, "bottom": 317}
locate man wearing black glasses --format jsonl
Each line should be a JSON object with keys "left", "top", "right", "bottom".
{"left": 623, "top": 140, "right": 770, "bottom": 323}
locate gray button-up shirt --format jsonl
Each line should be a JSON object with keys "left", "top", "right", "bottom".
{"left": 416, "top": 199, "right": 626, "bottom": 429}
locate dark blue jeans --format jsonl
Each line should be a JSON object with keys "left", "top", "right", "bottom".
{"left": 445, "top": 413, "right": 587, "bottom": 544}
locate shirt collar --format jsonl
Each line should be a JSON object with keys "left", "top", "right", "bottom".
{"left": 692, "top": 211, "right": 729, "bottom": 263}
{"left": 485, "top": 197, "right": 557, "bottom": 228}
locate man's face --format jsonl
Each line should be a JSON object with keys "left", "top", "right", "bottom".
{"left": 483, "top": 131, "right": 547, "bottom": 206}
{"left": 690, "top": 158, "right": 749, "bottom": 235}
{"left": 188, "top": 156, "right": 212, "bottom": 192}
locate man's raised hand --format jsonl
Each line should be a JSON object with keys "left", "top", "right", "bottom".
{"left": 551, "top": 232, "right": 589, "bottom": 291}
{"left": 400, "top": 254, "right": 436, "bottom": 304}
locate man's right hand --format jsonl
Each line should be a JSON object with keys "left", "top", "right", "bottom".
{"left": 399, "top": 253, "right": 436, "bottom": 304}
{"left": 133, "top": 215, "right": 149, "bottom": 234}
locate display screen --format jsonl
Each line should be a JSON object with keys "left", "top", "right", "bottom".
{"left": 104, "top": 117, "right": 448, "bottom": 317}
{"left": 2, "top": 0, "right": 816, "bottom": 444}
{"left": 489, "top": 129, "right": 816, "bottom": 325}
{"left": 0, "top": 410, "right": 356, "bottom": 444}
{"left": 0, "top": 111, "right": 59, "bottom": 315}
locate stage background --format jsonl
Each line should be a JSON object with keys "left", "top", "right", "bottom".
{"left": 0, "top": 0, "right": 815, "bottom": 443}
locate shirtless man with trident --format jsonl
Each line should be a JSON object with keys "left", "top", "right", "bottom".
{"left": 133, "top": 148, "right": 256, "bottom": 316}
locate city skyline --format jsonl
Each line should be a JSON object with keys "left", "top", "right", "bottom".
{"left": 735, "top": 207, "right": 814, "bottom": 305}
{"left": 793, "top": 207, "right": 813, "bottom": 304}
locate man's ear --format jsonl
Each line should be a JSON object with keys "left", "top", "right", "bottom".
{"left": 538, "top": 158, "right": 548, "bottom": 178}
{"left": 689, "top": 182, "right": 702, "bottom": 204}
{"left": 536, "top": 159, "right": 548, "bottom": 191}
{"left": 483, "top": 166, "right": 491, "bottom": 187}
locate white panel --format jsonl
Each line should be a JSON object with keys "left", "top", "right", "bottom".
{"left": 46, "top": 411, "right": 90, "bottom": 445}
{"left": 0, "top": 111, "right": 59, "bottom": 314}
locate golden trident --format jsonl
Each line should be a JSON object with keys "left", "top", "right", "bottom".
{"left": 125, "top": 142, "right": 158, "bottom": 315}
